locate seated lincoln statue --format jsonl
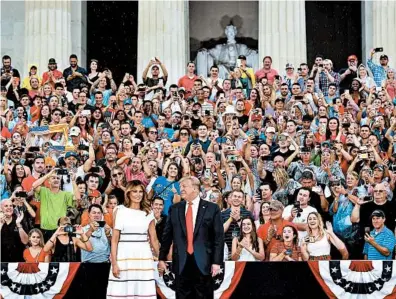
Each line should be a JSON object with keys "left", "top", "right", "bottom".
{"left": 196, "top": 25, "right": 259, "bottom": 79}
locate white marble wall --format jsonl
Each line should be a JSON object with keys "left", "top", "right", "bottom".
{"left": 258, "top": 0, "right": 307, "bottom": 73}
{"left": 137, "top": 0, "right": 189, "bottom": 86}
{"left": 1, "top": 0, "right": 87, "bottom": 78}
{"left": 1, "top": 1, "right": 26, "bottom": 76}
{"left": 362, "top": 0, "right": 396, "bottom": 65}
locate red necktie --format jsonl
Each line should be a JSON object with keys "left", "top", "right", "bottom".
{"left": 186, "top": 202, "right": 194, "bottom": 254}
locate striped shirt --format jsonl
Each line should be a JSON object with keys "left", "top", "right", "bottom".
{"left": 363, "top": 226, "right": 396, "bottom": 260}
{"left": 221, "top": 207, "right": 253, "bottom": 256}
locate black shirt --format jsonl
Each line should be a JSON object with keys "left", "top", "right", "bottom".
{"left": 338, "top": 68, "right": 357, "bottom": 91}
{"left": 1, "top": 216, "right": 25, "bottom": 262}
{"left": 63, "top": 66, "right": 88, "bottom": 92}
{"left": 237, "top": 115, "right": 249, "bottom": 126}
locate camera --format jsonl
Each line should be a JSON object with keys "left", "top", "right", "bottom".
{"left": 97, "top": 221, "right": 106, "bottom": 227}
{"left": 293, "top": 202, "right": 303, "bottom": 218}
{"left": 78, "top": 144, "right": 89, "bottom": 151}
{"left": 374, "top": 47, "right": 383, "bottom": 53}
{"left": 90, "top": 166, "right": 100, "bottom": 173}
{"left": 363, "top": 195, "right": 373, "bottom": 202}
{"left": 227, "top": 155, "right": 238, "bottom": 162}
{"left": 63, "top": 225, "right": 76, "bottom": 234}
{"left": 295, "top": 95, "right": 303, "bottom": 101}
{"left": 57, "top": 169, "right": 69, "bottom": 175}
{"left": 205, "top": 110, "right": 211, "bottom": 116}
{"left": 342, "top": 122, "right": 350, "bottom": 128}
{"left": 330, "top": 179, "right": 341, "bottom": 187}
{"left": 318, "top": 64, "right": 323, "bottom": 68}
{"left": 16, "top": 191, "right": 28, "bottom": 198}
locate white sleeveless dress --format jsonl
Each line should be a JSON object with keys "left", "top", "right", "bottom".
{"left": 107, "top": 206, "right": 156, "bottom": 298}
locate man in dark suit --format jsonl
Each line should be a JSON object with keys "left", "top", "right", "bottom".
{"left": 158, "top": 176, "right": 224, "bottom": 299}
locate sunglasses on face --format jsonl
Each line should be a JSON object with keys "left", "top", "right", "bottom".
{"left": 149, "top": 131, "right": 158, "bottom": 134}
{"left": 112, "top": 173, "right": 123, "bottom": 178}
{"left": 180, "top": 132, "right": 189, "bottom": 136}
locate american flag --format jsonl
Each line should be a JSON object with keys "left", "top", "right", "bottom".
{"left": 29, "top": 124, "right": 69, "bottom": 136}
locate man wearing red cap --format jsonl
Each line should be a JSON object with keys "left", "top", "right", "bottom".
{"left": 339, "top": 54, "right": 359, "bottom": 90}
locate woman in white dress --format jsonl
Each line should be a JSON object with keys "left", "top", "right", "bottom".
{"left": 231, "top": 217, "right": 265, "bottom": 261}
{"left": 301, "top": 212, "right": 348, "bottom": 261}
{"left": 107, "top": 180, "right": 159, "bottom": 298}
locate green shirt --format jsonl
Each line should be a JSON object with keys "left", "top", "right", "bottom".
{"left": 35, "top": 187, "right": 74, "bottom": 230}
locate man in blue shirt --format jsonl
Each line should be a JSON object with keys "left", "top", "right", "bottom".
{"left": 82, "top": 204, "right": 111, "bottom": 263}
{"left": 363, "top": 210, "right": 395, "bottom": 260}
{"left": 367, "top": 49, "right": 390, "bottom": 87}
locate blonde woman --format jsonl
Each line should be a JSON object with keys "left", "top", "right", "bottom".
{"left": 356, "top": 64, "right": 376, "bottom": 93}
{"left": 272, "top": 167, "right": 301, "bottom": 207}
{"left": 23, "top": 229, "right": 50, "bottom": 262}
{"left": 301, "top": 212, "right": 348, "bottom": 261}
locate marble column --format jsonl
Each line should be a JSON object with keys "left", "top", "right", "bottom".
{"left": 24, "top": 0, "right": 72, "bottom": 74}
{"left": 362, "top": 0, "right": 396, "bottom": 64}
{"left": 137, "top": 0, "right": 189, "bottom": 86}
{"left": 258, "top": 0, "right": 307, "bottom": 73}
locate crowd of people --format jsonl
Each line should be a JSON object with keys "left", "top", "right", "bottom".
{"left": 1, "top": 49, "right": 396, "bottom": 267}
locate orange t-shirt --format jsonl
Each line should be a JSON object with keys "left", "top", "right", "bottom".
{"left": 30, "top": 106, "right": 41, "bottom": 123}
{"left": 23, "top": 248, "right": 49, "bottom": 262}
{"left": 257, "top": 220, "right": 294, "bottom": 261}
{"left": 80, "top": 210, "right": 113, "bottom": 228}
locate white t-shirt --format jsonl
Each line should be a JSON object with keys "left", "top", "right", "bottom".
{"left": 282, "top": 205, "right": 317, "bottom": 241}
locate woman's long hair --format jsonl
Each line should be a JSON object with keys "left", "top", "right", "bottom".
{"left": 10, "top": 165, "right": 26, "bottom": 190}
{"left": 273, "top": 167, "right": 289, "bottom": 190}
{"left": 307, "top": 212, "right": 326, "bottom": 239}
{"left": 166, "top": 162, "right": 182, "bottom": 181}
{"left": 28, "top": 228, "right": 45, "bottom": 248}
{"left": 283, "top": 225, "right": 299, "bottom": 247}
{"left": 258, "top": 201, "right": 270, "bottom": 225}
{"left": 124, "top": 180, "right": 151, "bottom": 215}
{"left": 325, "top": 117, "right": 340, "bottom": 140}
{"left": 238, "top": 217, "right": 259, "bottom": 252}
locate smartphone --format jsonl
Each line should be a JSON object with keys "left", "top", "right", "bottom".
{"left": 227, "top": 155, "right": 238, "bottom": 162}
{"left": 364, "top": 227, "right": 371, "bottom": 234}
{"left": 97, "top": 221, "right": 106, "bottom": 227}
{"left": 81, "top": 110, "right": 91, "bottom": 116}
{"left": 295, "top": 95, "right": 304, "bottom": 101}
{"left": 363, "top": 195, "right": 373, "bottom": 202}
{"left": 374, "top": 47, "right": 383, "bottom": 53}
{"left": 29, "top": 146, "right": 40, "bottom": 152}
{"left": 173, "top": 146, "right": 181, "bottom": 155}
{"left": 91, "top": 166, "right": 100, "bottom": 173}
{"left": 359, "top": 153, "right": 369, "bottom": 160}
{"left": 275, "top": 75, "right": 281, "bottom": 80}
{"left": 204, "top": 168, "right": 211, "bottom": 179}
{"left": 57, "top": 169, "right": 69, "bottom": 175}
{"left": 344, "top": 90, "right": 349, "bottom": 95}
{"left": 16, "top": 191, "right": 28, "bottom": 198}
{"left": 104, "top": 111, "right": 112, "bottom": 118}
{"left": 236, "top": 59, "right": 242, "bottom": 67}
{"left": 376, "top": 87, "right": 382, "bottom": 92}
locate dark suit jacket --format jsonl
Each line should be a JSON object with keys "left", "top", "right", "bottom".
{"left": 159, "top": 199, "right": 224, "bottom": 276}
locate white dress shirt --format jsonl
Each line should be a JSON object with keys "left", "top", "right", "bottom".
{"left": 185, "top": 195, "right": 200, "bottom": 230}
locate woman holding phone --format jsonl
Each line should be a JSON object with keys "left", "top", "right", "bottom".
{"left": 270, "top": 225, "right": 302, "bottom": 261}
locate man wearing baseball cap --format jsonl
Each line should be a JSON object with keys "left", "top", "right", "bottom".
{"left": 339, "top": 54, "right": 358, "bottom": 90}
{"left": 367, "top": 48, "right": 390, "bottom": 87}
{"left": 238, "top": 55, "right": 255, "bottom": 91}
{"left": 42, "top": 58, "right": 63, "bottom": 87}
{"left": 257, "top": 200, "right": 295, "bottom": 260}
{"left": 363, "top": 210, "right": 395, "bottom": 260}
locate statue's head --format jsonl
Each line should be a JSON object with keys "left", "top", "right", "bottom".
{"left": 225, "top": 25, "right": 237, "bottom": 40}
